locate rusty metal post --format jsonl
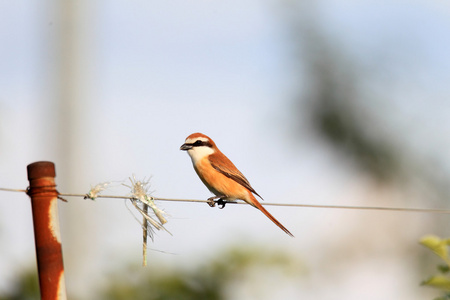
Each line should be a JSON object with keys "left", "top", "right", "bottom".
{"left": 27, "top": 161, "right": 67, "bottom": 300}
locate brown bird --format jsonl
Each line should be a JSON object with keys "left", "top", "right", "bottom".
{"left": 180, "top": 132, "right": 293, "bottom": 237}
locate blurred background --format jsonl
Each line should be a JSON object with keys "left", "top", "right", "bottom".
{"left": 1, "top": 0, "right": 450, "bottom": 299}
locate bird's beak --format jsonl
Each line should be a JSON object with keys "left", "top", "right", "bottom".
{"left": 180, "top": 143, "right": 192, "bottom": 151}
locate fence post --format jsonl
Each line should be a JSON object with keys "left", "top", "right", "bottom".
{"left": 27, "top": 161, "right": 67, "bottom": 300}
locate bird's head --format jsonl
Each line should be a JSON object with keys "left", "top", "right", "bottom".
{"left": 180, "top": 133, "right": 216, "bottom": 164}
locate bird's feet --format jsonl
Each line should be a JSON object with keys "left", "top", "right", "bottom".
{"left": 207, "top": 196, "right": 222, "bottom": 207}
{"left": 207, "top": 196, "right": 236, "bottom": 209}
{"left": 217, "top": 198, "right": 227, "bottom": 209}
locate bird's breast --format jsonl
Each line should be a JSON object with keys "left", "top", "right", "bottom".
{"left": 194, "top": 157, "right": 249, "bottom": 200}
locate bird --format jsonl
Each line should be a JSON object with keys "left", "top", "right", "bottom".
{"left": 180, "top": 132, "right": 294, "bottom": 237}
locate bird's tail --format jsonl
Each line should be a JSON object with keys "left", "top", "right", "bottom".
{"left": 247, "top": 194, "right": 294, "bottom": 237}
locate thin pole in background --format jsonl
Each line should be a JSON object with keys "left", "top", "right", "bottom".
{"left": 27, "top": 161, "right": 67, "bottom": 300}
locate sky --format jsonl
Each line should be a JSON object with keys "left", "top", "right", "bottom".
{"left": 1, "top": 1, "right": 450, "bottom": 299}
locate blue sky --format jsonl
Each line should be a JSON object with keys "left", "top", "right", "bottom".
{"left": 1, "top": 1, "right": 450, "bottom": 299}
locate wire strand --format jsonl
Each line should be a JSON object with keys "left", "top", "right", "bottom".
{"left": 0, "top": 187, "right": 27, "bottom": 193}
{"left": 151, "top": 197, "right": 450, "bottom": 214}
{"left": 66, "top": 193, "right": 450, "bottom": 214}
{"left": 2, "top": 188, "right": 450, "bottom": 214}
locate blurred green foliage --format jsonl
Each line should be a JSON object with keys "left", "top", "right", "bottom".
{"left": 295, "top": 30, "right": 402, "bottom": 184}
{"left": 0, "top": 269, "right": 39, "bottom": 300}
{"left": 310, "top": 91, "right": 400, "bottom": 183}
{"left": 98, "top": 245, "right": 304, "bottom": 300}
{"left": 420, "top": 235, "right": 450, "bottom": 300}
{"left": 0, "top": 245, "right": 303, "bottom": 300}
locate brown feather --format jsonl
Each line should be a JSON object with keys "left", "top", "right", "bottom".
{"left": 247, "top": 193, "right": 294, "bottom": 237}
{"left": 208, "top": 151, "right": 263, "bottom": 200}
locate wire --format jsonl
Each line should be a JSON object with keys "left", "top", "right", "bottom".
{"left": 0, "top": 187, "right": 27, "bottom": 193}
{"left": 2, "top": 188, "right": 450, "bottom": 214}
{"left": 151, "top": 197, "right": 450, "bottom": 214}
{"left": 65, "top": 193, "right": 450, "bottom": 214}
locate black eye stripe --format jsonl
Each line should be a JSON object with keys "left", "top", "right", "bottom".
{"left": 191, "top": 140, "right": 212, "bottom": 147}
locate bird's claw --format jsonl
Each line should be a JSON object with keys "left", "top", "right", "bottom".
{"left": 217, "top": 199, "right": 226, "bottom": 209}
{"left": 207, "top": 197, "right": 216, "bottom": 207}
{"left": 207, "top": 196, "right": 229, "bottom": 209}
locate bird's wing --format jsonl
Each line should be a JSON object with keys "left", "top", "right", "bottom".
{"left": 209, "top": 153, "right": 263, "bottom": 200}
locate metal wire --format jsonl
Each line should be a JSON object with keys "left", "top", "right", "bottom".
{"left": 2, "top": 188, "right": 450, "bottom": 214}
{"left": 67, "top": 193, "right": 450, "bottom": 214}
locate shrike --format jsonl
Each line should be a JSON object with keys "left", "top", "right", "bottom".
{"left": 180, "top": 132, "right": 293, "bottom": 237}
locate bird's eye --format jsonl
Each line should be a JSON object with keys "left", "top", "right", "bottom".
{"left": 193, "top": 140, "right": 203, "bottom": 146}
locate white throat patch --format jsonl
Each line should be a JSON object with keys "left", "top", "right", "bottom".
{"left": 186, "top": 145, "right": 214, "bottom": 165}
